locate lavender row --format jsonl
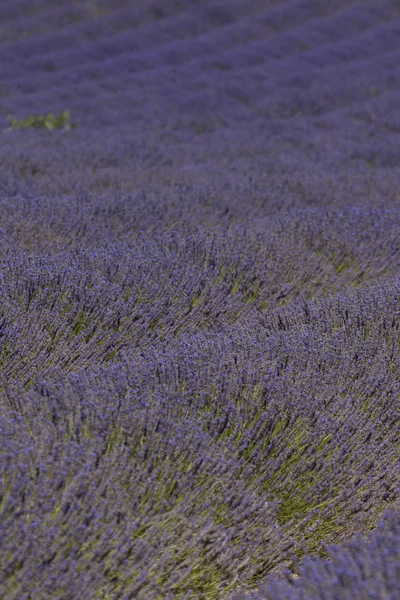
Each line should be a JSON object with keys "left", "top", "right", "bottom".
{"left": 0, "top": 330, "right": 398, "bottom": 597}
{"left": 1, "top": 215, "right": 399, "bottom": 381}
{"left": 1, "top": 368, "right": 287, "bottom": 599}
{"left": 0, "top": 130, "right": 400, "bottom": 249}
{"left": 230, "top": 503, "right": 400, "bottom": 599}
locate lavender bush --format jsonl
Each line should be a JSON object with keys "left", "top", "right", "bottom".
{"left": 0, "top": 0, "right": 399, "bottom": 598}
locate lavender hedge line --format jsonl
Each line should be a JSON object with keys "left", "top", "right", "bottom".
{"left": 0, "top": 0, "right": 399, "bottom": 598}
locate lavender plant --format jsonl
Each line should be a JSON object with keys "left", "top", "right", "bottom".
{"left": 0, "top": 0, "right": 399, "bottom": 598}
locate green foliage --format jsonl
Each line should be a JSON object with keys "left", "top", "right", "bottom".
{"left": 6, "top": 110, "right": 76, "bottom": 131}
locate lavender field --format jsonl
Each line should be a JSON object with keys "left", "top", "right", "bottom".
{"left": 1, "top": 1, "right": 400, "bottom": 598}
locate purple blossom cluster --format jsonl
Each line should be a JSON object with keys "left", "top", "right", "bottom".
{"left": 0, "top": 0, "right": 400, "bottom": 598}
